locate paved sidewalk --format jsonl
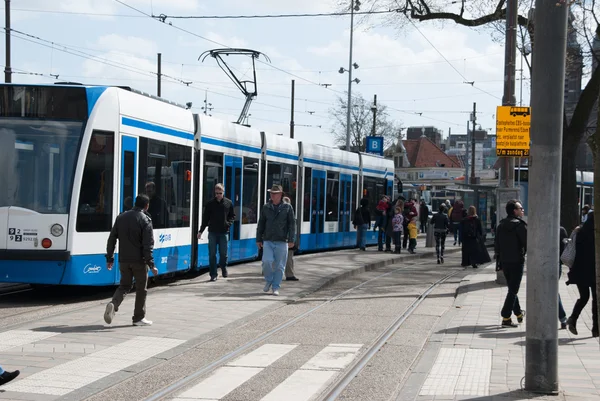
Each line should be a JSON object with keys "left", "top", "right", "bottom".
{"left": 0, "top": 242, "right": 457, "bottom": 401}
{"left": 400, "top": 264, "right": 600, "bottom": 401}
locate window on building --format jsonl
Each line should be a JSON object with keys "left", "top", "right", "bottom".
{"left": 76, "top": 131, "right": 114, "bottom": 232}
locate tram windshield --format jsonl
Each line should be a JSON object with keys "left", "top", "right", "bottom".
{"left": 0, "top": 118, "right": 84, "bottom": 214}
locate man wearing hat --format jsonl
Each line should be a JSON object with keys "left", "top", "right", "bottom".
{"left": 256, "top": 184, "right": 296, "bottom": 296}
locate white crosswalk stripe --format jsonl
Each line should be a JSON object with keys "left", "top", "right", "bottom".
{"left": 0, "top": 329, "right": 59, "bottom": 352}
{"left": 173, "top": 344, "right": 298, "bottom": 401}
{"left": 260, "top": 344, "right": 363, "bottom": 401}
{"left": 2, "top": 336, "right": 184, "bottom": 396}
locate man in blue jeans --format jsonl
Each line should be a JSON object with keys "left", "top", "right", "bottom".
{"left": 0, "top": 365, "right": 19, "bottom": 386}
{"left": 256, "top": 184, "right": 296, "bottom": 296}
{"left": 198, "top": 183, "right": 236, "bottom": 281}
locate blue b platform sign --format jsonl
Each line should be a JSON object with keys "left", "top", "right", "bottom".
{"left": 366, "top": 136, "right": 384, "bottom": 156}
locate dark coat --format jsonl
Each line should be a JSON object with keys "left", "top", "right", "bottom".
{"left": 494, "top": 216, "right": 527, "bottom": 265}
{"left": 460, "top": 216, "right": 491, "bottom": 266}
{"left": 567, "top": 212, "right": 596, "bottom": 286}
{"left": 106, "top": 207, "right": 155, "bottom": 267}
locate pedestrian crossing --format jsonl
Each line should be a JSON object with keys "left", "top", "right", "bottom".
{"left": 0, "top": 329, "right": 362, "bottom": 400}
{"left": 2, "top": 335, "right": 184, "bottom": 396}
{"left": 172, "top": 343, "right": 363, "bottom": 401}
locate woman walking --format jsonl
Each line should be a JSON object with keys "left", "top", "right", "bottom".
{"left": 566, "top": 212, "right": 598, "bottom": 337}
{"left": 460, "top": 206, "right": 491, "bottom": 268}
{"left": 430, "top": 204, "right": 450, "bottom": 264}
{"left": 353, "top": 197, "right": 371, "bottom": 251}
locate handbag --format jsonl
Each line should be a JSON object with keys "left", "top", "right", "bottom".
{"left": 560, "top": 231, "right": 577, "bottom": 268}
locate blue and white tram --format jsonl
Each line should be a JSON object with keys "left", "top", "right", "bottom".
{"left": 0, "top": 83, "right": 395, "bottom": 286}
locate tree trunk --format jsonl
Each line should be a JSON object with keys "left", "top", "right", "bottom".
{"left": 561, "top": 131, "right": 581, "bottom": 231}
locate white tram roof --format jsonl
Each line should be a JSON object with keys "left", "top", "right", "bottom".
{"left": 300, "top": 143, "right": 360, "bottom": 173}
{"left": 360, "top": 152, "right": 394, "bottom": 179}
{"left": 195, "top": 114, "right": 263, "bottom": 158}
{"left": 263, "top": 132, "right": 299, "bottom": 163}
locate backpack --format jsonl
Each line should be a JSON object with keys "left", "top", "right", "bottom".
{"left": 463, "top": 219, "right": 477, "bottom": 239}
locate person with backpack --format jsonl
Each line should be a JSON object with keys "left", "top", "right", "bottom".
{"left": 460, "top": 206, "right": 491, "bottom": 268}
{"left": 353, "top": 197, "right": 371, "bottom": 251}
{"left": 430, "top": 204, "right": 450, "bottom": 264}
{"left": 450, "top": 199, "right": 465, "bottom": 246}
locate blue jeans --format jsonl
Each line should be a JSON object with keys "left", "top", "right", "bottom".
{"left": 357, "top": 224, "right": 368, "bottom": 249}
{"left": 208, "top": 232, "right": 228, "bottom": 278}
{"left": 0, "top": 365, "right": 4, "bottom": 374}
{"left": 262, "top": 241, "right": 289, "bottom": 291}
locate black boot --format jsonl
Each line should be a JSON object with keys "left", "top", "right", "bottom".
{"left": 567, "top": 317, "right": 578, "bottom": 335}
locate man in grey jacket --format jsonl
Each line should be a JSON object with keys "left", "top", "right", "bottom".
{"left": 104, "top": 194, "right": 158, "bottom": 326}
{"left": 256, "top": 185, "right": 296, "bottom": 296}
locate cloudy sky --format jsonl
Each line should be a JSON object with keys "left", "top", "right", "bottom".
{"left": 3, "top": 0, "right": 530, "bottom": 147}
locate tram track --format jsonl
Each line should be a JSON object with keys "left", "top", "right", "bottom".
{"left": 139, "top": 259, "right": 464, "bottom": 401}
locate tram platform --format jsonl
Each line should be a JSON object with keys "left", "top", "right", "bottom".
{"left": 0, "top": 242, "right": 596, "bottom": 401}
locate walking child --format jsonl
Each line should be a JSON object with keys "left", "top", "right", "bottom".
{"left": 408, "top": 217, "right": 418, "bottom": 254}
{"left": 392, "top": 205, "right": 404, "bottom": 254}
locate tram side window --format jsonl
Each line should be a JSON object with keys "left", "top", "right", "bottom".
{"left": 326, "top": 172, "right": 339, "bottom": 222}
{"left": 138, "top": 138, "right": 192, "bottom": 229}
{"left": 266, "top": 162, "right": 298, "bottom": 213}
{"left": 303, "top": 167, "right": 312, "bottom": 222}
{"left": 363, "top": 176, "right": 385, "bottom": 218}
{"left": 351, "top": 174, "right": 358, "bottom": 219}
{"left": 76, "top": 131, "right": 114, "bottom": 232}
{"left": 202, "top": 150, "right": 223, "bottom": 208}
{"left": 242, "top": 157, "right": 259, "bottom": 224}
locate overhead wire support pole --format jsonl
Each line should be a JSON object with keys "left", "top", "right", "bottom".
{"left": 345, "top": 0, "right": 355, "bottom": 151}
{"left": 157, "top": 52, "right": 161, "bottom": 97}
{"left": 524, "top": 1, "right": 568, "bottom": 394}
{"left": 501, "top": 0, "right": 518, "bottom": 189}
{"left": 471, "top": 102, "right": 476, "bottom": 184}
{"left": 5, "top": 0, "right": 12, "bottom": 83}
{"left": 290, "top": 79, "right": 295, "bottom": 139}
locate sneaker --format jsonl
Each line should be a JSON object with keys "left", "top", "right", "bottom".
{"left": 517, "top": 311, "right": 525, "bottom": 323}
{"left": 272, "top": 289, "right": 280, "bottom": 296}
{"left": 222, "top": 270, "right": 228, "bottom": 278}
{"left": 0, "top": 370, "right": 20, "bottom": 386}
{"left": 567, "top": 317, "right": 578, "bottom": 335}
{"left": 502, "top": 318, "right": 518, "bottom": 328}
{"left": 104, "top": 302, "right": 115, "bottom": 325}
{"left": 209, "top": 277, "right": 217, "bottom": 282}
{"left": 437, "top": 258, "right": 440, "bottom": 264}
{"left": 286, "top": 276, "right": 299, "bottom": 281}
{"left": 263, "top": 283, "right": 271, "bottom": 293}
{"left": 560, "top": 321, "right": 567, "bottom": 330}
{"left": 133, "top": 318, "right": 153, "bottom": 326}
{"left": 440, "top": 256, "right": 444, "bottom": 264}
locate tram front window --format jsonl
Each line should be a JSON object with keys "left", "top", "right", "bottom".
{"left": 0, "top": 118, "right": 83, "bottom": 214}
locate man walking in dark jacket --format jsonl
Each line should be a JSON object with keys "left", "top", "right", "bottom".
{"left": 104, "top": 194, "right": 158, "bottom": 326}
{"left": 495, "top": 199, "right": 527, "bottom": 327}
{"left": 256, "top": 185, "right": 296, "bottom": 296}
{"left": 198, "top": 183, "right": 236, "bottom": 281}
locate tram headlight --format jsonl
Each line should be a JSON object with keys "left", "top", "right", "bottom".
{"left": 50, "top": 224, "right": 64, "bottom": 237}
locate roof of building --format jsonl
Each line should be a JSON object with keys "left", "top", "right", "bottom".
{"left": 403, "top": 137, "right": 462, "bottom": 168}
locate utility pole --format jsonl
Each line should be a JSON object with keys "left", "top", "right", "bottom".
{"left": 524, "top": 1, "right": 568, "bottom": 394}
{"left": 499, "top": 0, "right": 517, "bottom": 189}
{"left": 4, "top": 0, "right": 12, "bottom": 83}
{"left": 157, "top": 53, "right": 162, "bottom": 97}
{"left": 371, "top": 94, "right": 377, "bottom": 136}
{"left": 465, "top": 121, "right": 470, "bottom": 185}
{"left": 345, "top": 0, "right": 356, "bottom": 151}
{"left": 290, "top": 79, "right": 295, "bottom": 139}
{"left": 470, "top": 102, "right": 477, "bottom": 184}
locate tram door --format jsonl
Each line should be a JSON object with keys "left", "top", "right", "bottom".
{"left": 340, "top": 174, "right": 352, "bottom": 246}
{"left": 224, "top": 156, "right": 242, "bottom": 261}
{"left": 311, "top": 170, "right": 326, "bottom": 249}
{"left": 120, "top": 136, "right": 138, "bottom": 213}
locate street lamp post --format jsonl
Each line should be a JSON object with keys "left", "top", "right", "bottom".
{"left": 344, "top": 0, "right": 360, "bottom": 151}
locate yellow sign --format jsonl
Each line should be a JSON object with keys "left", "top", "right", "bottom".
{"left": 495, "top": 106, "right": 531, "bottom": 157}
